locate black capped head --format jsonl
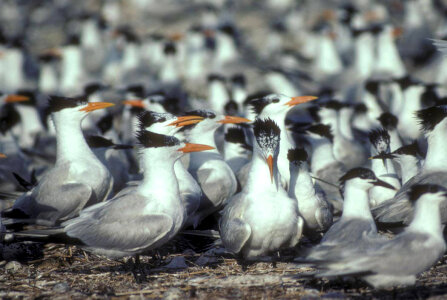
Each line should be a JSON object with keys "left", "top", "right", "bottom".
{"left": 354, "top": 103, "right": 368, "bottom": 114}
{"left": 96, "top": 113, "right": 114, "bottom": 134}
{"left": 66, "top": 34, "right": 80, "bottom": 46}
{"left": 0, "top": 104, "right": 20, "bottom": 135}
{"left": 306, "top": 123, "right": 334, "bottom": 141}
{"left": 85, "top": 135, "right": 115, "bottom": 149}
{"left": 137, "top": 111, "right": 173, "bottom": 128}
{"left": 231, "top": 74, "right": 246, "bottom": 87}
{"left": 219, "top": 24, "right": 237, "bottom": 38}
{"left": 126, "top": 84, "right": 145, "bottom": 98}
{"left": 84, "top": 82, "right": 105, "bottom": 96}
{"left": 224, "top": 126, "right": 251, "bottom": 151}
{"left": 365, "top": 80, "right": 381, "bottom": 96}
{"left": 184, "top": 109, "right": 216, "bottom": 120}
{"left": 339, "top": 167, "right": 376, "bottom": 188}
{"left": 136, "top": 130, "right": 180, "bottom": 148}
{"left": 207, "top": 73, "right": 226, "bottom": 83}
{"left": 368, "top": 128, "right": 390, "bottom": 152}
{"left": 377, "top": 112, "right": 398, "bottom": 130}
{"left": 243, "top": 90, "right": 272, "bottom": 107}
{"left": 322, "top": 100, "right": 344, "bottom": 111}
{"left": 370, "top": 24, "right": 384, "bottom": 36}
{"left": 224, "top": 100, "right": 239, "bottom": 116}
{"left": 38, "top": 53, "right": 60, "bottom": 63}
{"left": 164, "top": 42, "right": 177, "bottom": 55}
{"left": 287, "top": 147, "right": 308, "bottom": 166}
{"left": 47, "top": 96, "right": 88, "bottom": 113}
{"left": 416, "top": 105, "right": 447, "bottom": 133}
{"left": 253, "top": 118, "right": 281, "bottom": 152}
{"left": 394, "top": 75, "right": 421, "bottom": 91}
{"left": 408, "top": 184, "right": 447, "bottom": 203}
{"left": 421, "top": 84, "right": 440, "bottom": 107}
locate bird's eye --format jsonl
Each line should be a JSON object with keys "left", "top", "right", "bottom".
{"left": 272, "top": 98, "right": 280, "bottom": 103}
{"left": 209, "top": 114, "right": 216, "bottom": 119}
{"left": 159, "top": 117, "right": 166, "bottom": 122}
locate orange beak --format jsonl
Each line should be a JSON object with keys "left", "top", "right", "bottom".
{"left": 178, "top": 143, "right": 215, "bottom": 153}
{"left": 0, "top": 153, "right": 6, "bottom": 159}
{"left": 122, "top": 99, "right": 145, "bottom": 108}
{"left": 170, "top": 32, "right": 184, "bottom": 41}
{"left": 284, "top": 96, "right": 318, "bottom": 107}
{"left": 5, "top": 94, "right": 30, "bottom": 103}
{"left": 168, "top": 116, "right": 204, "bottom": 127}
{"left": 218, "top": 116, "right": 251, "bottom": 124}
{"left": 266, "top": 155, "right": 274, "bottom": 183}
{"left": 79, "top": 102, "right": 115, "bottom": 112}
{"left": 45, "top": 48, "right": 62, "bottom": 57}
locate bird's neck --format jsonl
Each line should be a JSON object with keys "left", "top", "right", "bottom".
{"left": 209, "top": 81, "right": 228, "bottom": 113}
{"left": 288, "top": 163, "right": 315, "bottom": 199}
{"left": 354, "top": 35, "right": 374, "bottom": 78}
{"left": 338, "top": 109, "right": 354, "bottom": 140}
{"left": 400, "top": 87, "right": 423, "bottom": 116}
{"left": 309, "top": 137, "right": 337, "bottom": 172}
{"left": 187, "top": 129, "right": 219, "bottom": 154}
{"left": 388, "top": 129, "right": 402, "bottom": 152}
{"left": 138, "top": 151, "right": 180, "bottom": 198}
{"left": 341, "top": 183, "right": 374, "bottom": 220}
{"left": 246, "top": 150, "right": 280, "bottom": 193}
{"left": 398, "top": 155, "right": 420, "bottom": 184}
{"left": 54, "top": 114, "right": 96, "bottom": 163}
{"left": 409, "top": 199, "right": 443, "bottom": 235}
{"left": 424, "top": 125, "right": 447, "bottom": 172}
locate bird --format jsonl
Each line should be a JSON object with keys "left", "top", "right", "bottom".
{"left": 287, "top": 147, "right": 333, "bottom": 238}
{"left": 183, "top": 109, "right": 250, "bottom": 228}
{"left": 299, "top": 184, "right": 446, "bottom": 289}
{"left": 248, "top": 93, "right": 318, "bottom": 188}
{"left": 301, "top": 167, "right": 395, "bottom": 261}
{"left": 367, "top": 128, "right": 400, "bottom": 208}
{"left": 220, "top": 118, "right": 303, "bottom": 259}
{"left": 373, "top": 105, "right": 447, "bottom": 224}
{"left": 117, "top": 110, "right": 205, "bottom": 228}
{"left": 13, "top": 130, "right": 215, "bottom": 258}
{"left": 370, "top": 141, "right": 422, "bottom": 185}
{"left": 2, "top": 96, "right": 115, "bottom": 226}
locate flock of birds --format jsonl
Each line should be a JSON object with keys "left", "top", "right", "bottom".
{"left": 2, "top": 0, "right": 447, "bottom": 290}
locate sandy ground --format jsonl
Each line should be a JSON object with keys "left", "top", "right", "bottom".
{"left": 1, "top": 236, "right": 447, "bottom": 300}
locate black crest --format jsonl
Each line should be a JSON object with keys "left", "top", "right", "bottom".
{"left": 224, "top": 100, "right": 239, "bottom": 116}
{"left": 207, "top": 73, "right": 226, "bottom": 83}
{"left": 224, "top": 127, "right": 251, "bottom": 151}
{"left": 393, "top": 141, "right": 421, "bottom": 157}
{"left": 126, "top": 84, "right": 145, "bottom": 98}
{"left": 339, "top": 168, "right": 376, "bottom": 185}
{"left": 377, "top": 112, "right": 398, "bottom": 130}
{"left": 85, "top": 135, "right": 115, "bottom": 148}
{"left": 0, "top": 104, "right": 20, "bottom": 134}
{"left": 368, "top": 128, "right": 390, "bottom": 148}
{"left": 136, "top": 130, "right": 180, "bottom": 148}
{"left": 164, "top": 42, "right": 177, "bottom": 55}
{"left": 249, "top": 97, "right": 270, "bottom": 115}
{"left": 287, "top": 148, "right": 308, "bottom": 164}
{"left": 365, "top": 80, "right": 381, "bottom": 96}
{"left": 184, "top": 109, "right": 216, "bottom": 119}
{"left": 394, "top": 75, "right": 420, "bottom": 91}
{"left": 322, "top": 100, "right": 345, "bottom": 111}
{"left": 354, "top": 103, "right": 368, "bottom": 114}
{"left": 96, "top": 113, "right": 114, "bottom": 134}
{"left": 137, "top": 111, "right": 171, "bottom": 128}
{"left": 416, "top": 105, "right": 447, "bottom": 132}
{"left": 47, "top": 96, "right": 88, "bottom": 113}
{"left": 231, "top": 74, "right": 246, "bottom": 87}
{"left": 408, "top": 184, "right": 447, "bottom": 203}
{"left": 253, "top": 118, "right": 280, "bottom": 152}
{"left": 84, "top": 82, "right": 104, "bottom": 96}
{"left": 306, "top": 123, "right": 334, "bottom": 141}
{"left": 243, "top": 90, "right": 272, "bottom": 106}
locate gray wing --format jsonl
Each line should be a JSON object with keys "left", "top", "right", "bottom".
{"left": 373, "top": 172, "right": 447, "bottom": 224}
{"left": 320, "top": 218, "right": 376, "bottom": 245}
{"left": 64, "top": 193, "right": 173, "bottom": 252}
{"left": 317, "top": 233, "right": 444, "bottom": 277}
{"left": 14, "top": 164, "right": 93, "bottom": 223}
{"left": 196, "top": 164, "right": 236, "bottom": 209}
{"left": 432, "top": 39, "right": 447, "bottom": 54}
{"left": 219, "top": 193, "right": 251, "bottom": 254}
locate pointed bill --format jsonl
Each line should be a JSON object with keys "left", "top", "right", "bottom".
{"left": 168, "top": 116, "right": 205, "bottom": 127}
{"left": 0, "top": 153, "right": 6, "bottom": 158}
{"left": 218, "top": 116, "right": 251, "bottom": 124}
{"left": 178, "top": 143, "right": 215, "bottom": 153}
{"left": 122, "top": 99, "right": 145, "bottom": 108}
{"left": 284, "top": 96, "right": 318, "bottom": 107}
{"left": 79, "top": 102, "right": 115, "bottom": 112}
{"left": 267, "top": 155, "right": 274, "bottom": 183}
{"left": 5, "top": 95, "right": 30, "bottom": 103}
